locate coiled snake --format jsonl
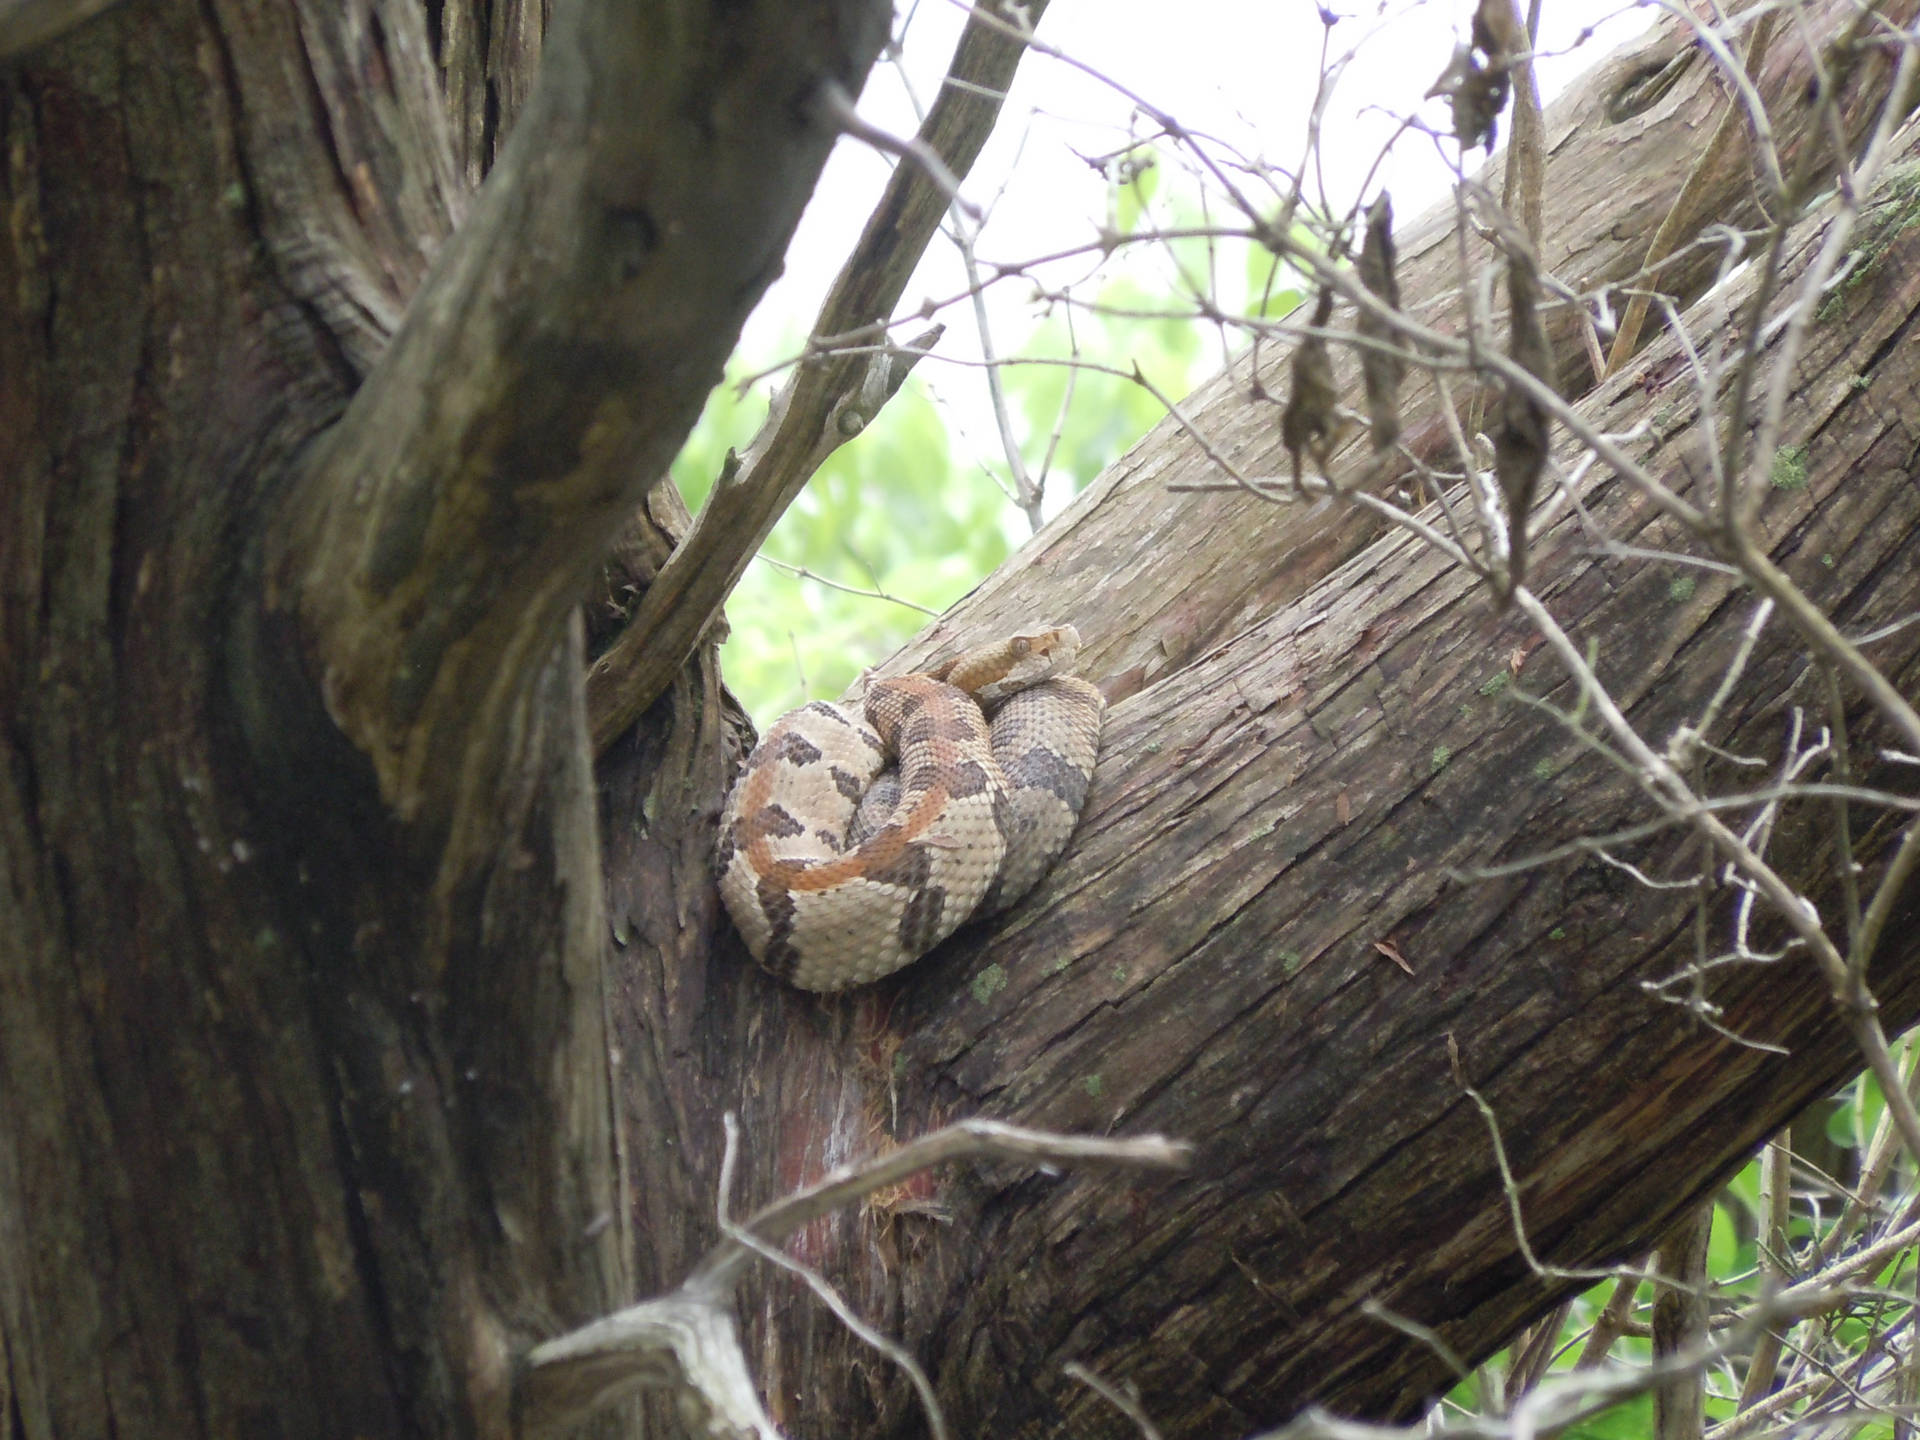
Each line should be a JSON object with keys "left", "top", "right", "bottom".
{"left": 716, "top": 625, "right": 1105, "bottom": 991}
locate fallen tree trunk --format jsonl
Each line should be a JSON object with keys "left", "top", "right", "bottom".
{"left": 880, "top": 162, "right": 1920, "bottom": 1427}
{"left": 599, "top": 10, "right": 1920, "bottom": 1438}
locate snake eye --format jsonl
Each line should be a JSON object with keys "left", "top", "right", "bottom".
{"left": 1010, "top": 638, "right": 1030, "bottom": 657}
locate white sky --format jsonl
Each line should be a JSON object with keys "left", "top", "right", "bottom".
{"left": 742, "top": 0, "right": 1656, "bottom": 379}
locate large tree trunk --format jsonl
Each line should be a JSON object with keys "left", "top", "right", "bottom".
{"left": 0, "top": 2, "right": 887, "bottom": 1435}
{"left": 3, "top": 3, "right": 1917, "bottom": 1440}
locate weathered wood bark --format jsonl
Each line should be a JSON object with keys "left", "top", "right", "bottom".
{"left": 5, "top": 3, "right": 1920, "bottom": 1440}
{"left": 0, "top": 1, "right": 886, "bottom": 1436}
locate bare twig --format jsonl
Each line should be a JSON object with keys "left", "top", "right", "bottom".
{"left": 714, "top": 1116, "right": 953, "bottom": 1440}
{"left": 519, "top": 1297, "right": 781, "bottom": 1440}
{"left": 1066, "top": 1361, "right": 1167, "bottom": 1440}
{"left": 689, "top": 1117, "right": 1190, "bottom": 1293}
{"left": 1651, "top": 1205, "right": 1713, "bottom": 1440}
{"left": 1605, "top": 12, "right": 1780, "bottom": 376}
{"left": 812, "top": 79, "right": 982, "bottom": 221}
{"left": 586, "top": 1, "right": 1054, "bottom": 749}
{"left": 1735, "top": 1135, "right": 1797, "bottom": 1412}
{"left": 758, "top": 555, "right": 941, "bottom": 616}
{"left": 519, "top": 1116, "right": 1187, "bottom": 1436}
{"left": 589, "top": 325, "right": 943, "bottom": 750}
{"left": 1575, "top": 1272, "right": 1645, "bottom": 1370}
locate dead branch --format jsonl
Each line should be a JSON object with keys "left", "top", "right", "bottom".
{"left": 262, "top": 0, "right": 890, "bottom": 827}
{"left": 517, "top": 1118, "right": 1186, "bottom": 1437}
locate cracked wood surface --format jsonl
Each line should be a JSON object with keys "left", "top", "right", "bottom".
{"left": 878, "top": 141, "right": 1920, "bottom": 1433}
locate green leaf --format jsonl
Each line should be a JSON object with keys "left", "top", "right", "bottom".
{"left": 1562, "top": 1394, "right": 1654, "bottom": 1439}
{"left": 689, "top": 182, "right": 1220, "bottom": 724}
{"left": 1707, "top": 1198, "right": 1742, "bottom": 1277}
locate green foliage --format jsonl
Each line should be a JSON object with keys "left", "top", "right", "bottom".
{"left": 682, "top": 375, "right": 1015, "bottom": 723}
{"left": 1246, "top": 246, "right": 1305, "bottom": 318}
{"left": 1426, "top": 1053, "right": 1920, "bottom": 1437}
{"left": 675, "top": 144, "right": 1305, "bottom": 725}
{"left": 1707, "top": 1191, "right": 1745, "bottom": 1276}
{"left": 1563, "top": 1393, "right": 1654, "bottom": 1438}
{"left": 1721, "top": 1151, "right": 1762, "bottom": 1215}
{"left": 684, "top": 298, "right": 1217, "bottom": 723}
{"left": 1829, "top": 1066, "right": 1890, "bottom": 1152}
{"left": 1010, "top": 274, "right": 1209, "bottom": 496}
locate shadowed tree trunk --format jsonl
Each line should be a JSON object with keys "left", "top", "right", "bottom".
{"left": 1, "top": 2, "right": 888, "bottom": 1434}
{"left": 4, "top": 3, "right": 1918, "bottom": 1440}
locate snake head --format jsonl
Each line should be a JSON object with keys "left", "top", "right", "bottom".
{"left": 946, "top": 623, "right": 1082, "bottom": 704}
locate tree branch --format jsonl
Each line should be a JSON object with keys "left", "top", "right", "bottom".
{"left": 517, "top": 1296, "right": 778, "bottom": 1440}
{"left": 584, "top": 0, "right": 1054, "bottom": 749}
{"left": 262, "top": 0, "right": 890, "bottom": 834}
{"left": 851, "top": 114, "right": 1920, "bottom": 1429}
{"left": 516, "top": 1118, "right": 1187, "bottom": 1437}
{"left": 587, "top": 324, "right": 943, "bottom": 751}
{"left": 690, "top": 1118, "right": 1190, "bottom": 1295}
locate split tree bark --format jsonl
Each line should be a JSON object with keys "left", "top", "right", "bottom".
{"left": 3, "top": 3, "right": 1919, "bottom": 1440}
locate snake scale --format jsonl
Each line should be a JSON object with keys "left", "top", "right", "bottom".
{"left": 716, "top": 625, "right": 1106, "bottom": 991}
